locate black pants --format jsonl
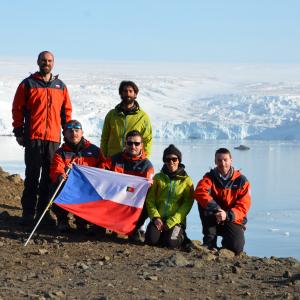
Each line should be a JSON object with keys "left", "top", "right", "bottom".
{"left": 21, "top": 140, "right": 59, "bottom": 216}
{"left": 145, "top": 222, "right": 185, "bottom": 249}
{"left": 136, "top": 204, "right": 148, "bottom": 229}
{"left": 198, "top": 204, "right": 245, "bottom": 254}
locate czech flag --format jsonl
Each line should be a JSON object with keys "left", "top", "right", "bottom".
{"left": 54, "top": 165, "right": 151, "bottom": 234}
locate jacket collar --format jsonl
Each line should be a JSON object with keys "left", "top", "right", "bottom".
{"left": 161, "top": 163, "right": 187, "bottom": 179}
{"left": 31, "top": 72, "right": 58, "bottom": 82}
{"left": 115, "top": 100, "right": 140, "bottom": 115}
{"left": 211, "top": 167, "right": 241, "bottom": 182}
{"left": 62, "top": 138, "right": 90, "bottom": 153}
{"left": 121, "top": 149, "right": 146, "bottom": 161}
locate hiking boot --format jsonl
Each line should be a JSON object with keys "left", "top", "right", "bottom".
{"left": 129, "top": 228, "right": 145, "bottom": 243}
{"left": 202, "top": 243, "right": 218, "bottom": 252}
{"left": 182, "top": 241, "right": 195, "bottom": 253}
{"left": 181, "top": 232, "right": 194, "bottom": 252}
{"left": 57, "top": 220, "right": 71, "bottom": 233}
{"left": 18, "top": 213, "right": 34, "bottom": 226}
{"left": 35, "top": 211, "right": 57, "bottom": 228}
{"left": 88, "top": 225, "right": 106, "bottom": 238}
{"left": 75, "top": 219, "right": 89, "bottom": 233}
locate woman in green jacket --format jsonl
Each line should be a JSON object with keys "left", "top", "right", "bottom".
{"left": 145, "top": 144, "right": 194, "bottom": 248}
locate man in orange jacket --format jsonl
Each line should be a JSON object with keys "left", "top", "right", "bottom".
{"left": 12, "top": 51, "right": 72, "bottom": 226}
{"left": 194, "top": 148, "right": 251, "bottom": 254}
{"left": 102, "top": 130, "right": 154, "bottom": 242}
{"left": 50, "top": 119, "right": 105, "bottom": 234}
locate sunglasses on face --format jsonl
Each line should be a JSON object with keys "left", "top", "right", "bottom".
{"left": 165, "top": 157, "right": 178, "bottom": 163}
{"left": 66, "top": 124, "right": 82, "bottom": 130}
{"left": 126, "top": 141, "right": 141, "bottom": 146}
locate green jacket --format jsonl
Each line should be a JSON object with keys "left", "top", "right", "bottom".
{"left": 100, "top": 102, "right": 152, "bottom": 158}
{"left": 146, "top": 168, "right": 194, "bottom": 229}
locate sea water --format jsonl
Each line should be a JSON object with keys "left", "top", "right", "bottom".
{"left": 1, "top": 136, "right": 299, "bottom": 259}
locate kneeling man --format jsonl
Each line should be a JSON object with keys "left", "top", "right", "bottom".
{"left": 103, "top": 130, "right": 154, "bottom": 242}
{"left": 194, "top": 148, "right": 251, "bottom": 254}
{"left": 50, "top": 120, "right": 105, "bottom": 234}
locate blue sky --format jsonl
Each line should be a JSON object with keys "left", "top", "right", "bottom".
{"left": 1, "top": 0, "right": 300, "bottom": 63}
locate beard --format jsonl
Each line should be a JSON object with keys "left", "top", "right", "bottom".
{"left": 121, "top": 96, "right": 136, "bottom": 106}
{"left": 39, "top": 65, "right": 52, "bottom": 75}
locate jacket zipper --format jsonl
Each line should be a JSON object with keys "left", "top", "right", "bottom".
{"left": 122, "top": 114, "right": 127, "bottom": 149}
{"left": 163, "top": 178, "right": 174, "bottom": 220}
{"left": 44, "top": 81, "right": 50, "bottom": 140}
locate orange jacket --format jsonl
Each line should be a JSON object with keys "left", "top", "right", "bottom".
{"left": 50, "top": 139, "right": 104, "bottom": 182}
{"left": 12, "top": 72, "right": 72, "bottom": 143}
{"left": 194, "top": 168, "right": 251, "bottom": 225}
{"left": 102, "top": 151, "right": 154, "bottom": 179}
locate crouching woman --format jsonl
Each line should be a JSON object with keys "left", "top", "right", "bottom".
{"left": 145, "top": 144, "right": 194, "bottom": 248}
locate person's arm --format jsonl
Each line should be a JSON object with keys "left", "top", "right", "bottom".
{"left": 165, "top": 178, "right": 194, "bottom": 229}
{"left": 141, "top": 113, "right": 152, "bottom": 157}
{"left": 227, "top": 179, "right": 251, "bottom": 224}
{"left": 145, "top": 175, "right": 161, "bottom": 220}
{"left": 145, "top": 163, "right": 154, "bottom": 180}
{"left": 97, "top": 148, "right": 108, "bottom": 169}
{"left": 12, "top": 82, "right": 26, "bottom": 145}
{"left": 98, "top": 156, "right": 112, "bottom": 170}
{"left": 60, "top": 86, "right": 72, "bottom": 127}
{"left": 193, "top": 174, "right": 220, "bottom": 212}
{"left": 100, "top": 111, "right": 111, "bottom": 157}
{"left": 49, "top": 152, "right": 67, "bottom": 183}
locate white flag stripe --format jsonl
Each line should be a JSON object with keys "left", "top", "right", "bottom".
{"left": 77, "top": 165, "right": 151, "bottom": 208}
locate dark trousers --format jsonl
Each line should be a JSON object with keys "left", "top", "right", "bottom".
{"left": 145, "top": 222, "right": 185, "bottom": 249}
{"left": 198, "top": 204, "right": 245, "bottom": 254}
{"left": 21, "top": 140, "right": 59, "bottom": 216}
{"left": 52, "top": 204, "right": 68, "bottom": 221}
{"left": 136, "top": 204, "right": 148, "bottom": 229}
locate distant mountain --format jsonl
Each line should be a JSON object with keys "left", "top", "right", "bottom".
{"left": 2, "top": 59, "right": 300, "bottom": 139}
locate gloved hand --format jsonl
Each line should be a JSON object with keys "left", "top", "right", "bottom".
{"left": 16, "top": 136, "right": 24, "bottom": 146}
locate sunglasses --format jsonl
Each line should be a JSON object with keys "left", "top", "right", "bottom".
{"left": 126, "top": 141, "right": 141, "bottom": 146}
{"left": 165, "top": 157, "right": 178, "bottom": 163}
{"left": 66, "top": 124, "right": 82, "bottom": 129}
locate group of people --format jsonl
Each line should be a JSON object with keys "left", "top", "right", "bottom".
{"left": 12, "top": 51, "right": 251, "bottom": 255}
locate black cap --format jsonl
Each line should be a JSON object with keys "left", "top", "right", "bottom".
{"left": 163, "top": 144, "right": 182, "bottom": 163}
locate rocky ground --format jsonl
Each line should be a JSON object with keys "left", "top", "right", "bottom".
{"left": 0, "top": 166, "right": 300, "bottom": 300}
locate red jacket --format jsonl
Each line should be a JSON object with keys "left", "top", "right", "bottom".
{"left": 102, "top": 151, "right": 154, "bottom": 179}
{"left": 50, "top": 139, "right": 104, "bottom": 182}
{"left": 194, "top": 168, "right": 251, "bottom": 225}
{"left": 12, "top": 72, "right": 72, "bottom": 143}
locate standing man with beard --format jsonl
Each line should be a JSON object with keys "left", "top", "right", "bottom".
{"left": 100, "top": 81, "right": 152, "bottom": 158}
{"left": 12, "top": 51, "right": 72, "bottom": 226}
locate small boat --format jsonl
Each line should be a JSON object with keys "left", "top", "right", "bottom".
{"left": 234, "top": 144, "right": 250, "bottom": 150}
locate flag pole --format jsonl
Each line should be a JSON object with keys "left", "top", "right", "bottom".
{"left": 24, "top": 166, "right": 72, "bottom": 247}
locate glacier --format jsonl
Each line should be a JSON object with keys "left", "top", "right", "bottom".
{"left": 1, "top": 58, "right": 300, "bottom": 140}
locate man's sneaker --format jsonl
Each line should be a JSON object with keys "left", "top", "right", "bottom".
{"left": 57, "top": 220, "right": 71, "bottom": 233}
{"left": 18, "top": 214, "right": 34, "bottom": 226}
